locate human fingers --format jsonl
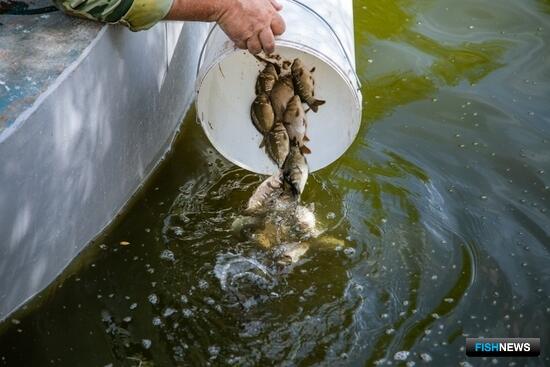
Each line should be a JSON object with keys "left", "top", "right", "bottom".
{"left": 271, "top": 12, "right": 286, "bottom": 36}
{"left": 247, "top": 34, "right": 262, "bottom": 54}
{"left": 235, "top": 39, "right": 247, "bottom": 50}
{"left": 269, "top": 0, "right": 283, "bottom": 11}
{"left": 259, "top": 27, "right": 275, "bottom": 54}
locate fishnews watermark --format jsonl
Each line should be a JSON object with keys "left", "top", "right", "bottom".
{"left": 466, "top": 338, "right": 540, "bottom": 357}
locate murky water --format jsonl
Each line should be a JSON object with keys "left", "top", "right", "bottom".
{"left": 1, "top": 0, "right": 550, "bottom": 366}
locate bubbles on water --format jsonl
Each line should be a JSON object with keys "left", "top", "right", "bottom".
{"left": 152, "top": 317, "right": 162, "bottom": 326}
{"left": 160, "top": 249, "right": 175, "bottom": 262}
{"left": 182, "top": 309, "right": 194, "bottom": 318}
{"left": 394, "top": 351, "right": 409, "bottom": 360}
{"left": 343, "top": 247, "right": 356, "bottom": 257}
{"left": 129, "top": 302, "right": 138, "bottom": 310}
{"left": 148, "top": 294, "right": 159, "bottom": 305}
{"left": 163, "top": 308, "right": 177, "bottom": 317}
{"left": 420, "top": 353, "right": 432, "bottom": 362}
{"left": 142, "top": 339, "right": 152, "bottom": 349}
{"left": 208, "top": 345, "right": 220, "bottom": 360}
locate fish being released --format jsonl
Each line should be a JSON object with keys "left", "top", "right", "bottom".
{"left": 255, "top": 63, "right": 278, "bottom": 95}
{"left": 273, "top": 242, "right": 310, "bottom": 265}
{"left": 244, "top": 173, "right": 283, "bottom": 214}
{"left": 270, "top": 75, "right": 295, "bottom": 121}
{"left": 283, "top": 95, "right": 311, "bottom": 154}
{"left": 282, "top": 142, "right": 309, "bottom": 196}
{"left": 251, "top": 93, "right": 275, "bottom": 137}
{"left": 266, "top": 121, "right": 290, "bottom": 168}
{"left": 291, "top": 58, "right": 326, "bottom": 112}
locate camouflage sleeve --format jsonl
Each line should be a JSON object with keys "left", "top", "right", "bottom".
{"left": 53, "top": 0, "right": 173, "bottom": 31}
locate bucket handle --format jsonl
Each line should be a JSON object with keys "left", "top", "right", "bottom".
{"left": 196, "top": 0, "right": 362, "bottom": 90}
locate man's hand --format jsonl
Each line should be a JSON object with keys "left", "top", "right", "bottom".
{"left": 216, "top": 0, "right": 285, "bottom": 54}
{"left": 165, "top": 0, "right": 285, "bottom": 55}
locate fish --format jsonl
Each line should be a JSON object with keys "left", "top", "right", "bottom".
{"left": 282, "top": 141, "right": 309, "bottom": 197}
{"left": 269, "top": 75, "right": 295, "bottom": 121}
{"left": 255, "top": 63, "right": 278, "bottom": 95}
{"left": 291, "top": 58, "right": 326, "bottom": 112}
{"left": 283, "top": 95, "right": 311, "bottom": 154}
{"left": 245, "top": 173, "right": 283, "bottom": 214}
{"left": 274, "top": 242, "right": 310, "bottom": 265}
{"left": 251, "top": 93, "right": 275, "bottom": 137}
{"left": 266, "top": 121, "right": 290, "bottom": 168}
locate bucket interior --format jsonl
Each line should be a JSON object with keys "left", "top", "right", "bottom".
{"left": 196, "top": 46, "right": 361, "bottom": 175}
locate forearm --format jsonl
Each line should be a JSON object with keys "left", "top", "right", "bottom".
{"left": 164, "top": 0, "right": 223, "bottom": 22}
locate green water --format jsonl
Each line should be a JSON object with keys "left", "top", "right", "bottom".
{"left": 1, "top": 0, "right": 550, "bottom": 365}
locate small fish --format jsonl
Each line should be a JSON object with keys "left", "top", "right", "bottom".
{"left": 282, "top": 142, "right": 309, "bottom": 196}
{"left": 270, "top": 75, "right": 295, "bottom": 121}
{"left": 274, "top": 242, "right": 310, "bottom": 265}
{"left": 283, "top": 95, "right": 311, "bottom": 154}
{"left": 251, "top": 93, "right": 275, "bottom": 136}
{"left": 245, "top": 173, "right": 283, "bottom": 214}
{"left": 291, "top": 58, "right": 325, "bottom": 112}
{"left": 266, "top": 121, "right": 290, "bottom": 168}
{"left": 255, "top": 63, "right": 278, "bottom": 95}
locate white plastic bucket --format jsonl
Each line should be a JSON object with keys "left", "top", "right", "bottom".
{"left": 196, "top": 0, "right": 362, "bottom": 175}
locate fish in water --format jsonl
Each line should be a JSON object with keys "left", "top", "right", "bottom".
{"left": 291, "top": 58, "right": 325, "bottom": 112}
{"left": 283, "top": 95, "right": 311, "bottom": 154}
{"left": 255, "top": 63, "right": 278, "bottom": 95}
{"left": 270, "top": 75, "right": 295, "bottom": 121}
{"left": 273, "top": 242, "right": 310, "bottom": 265}
{"left": 245, "top": 173, "right": 283, "bottom": 214}
{"left": 266, "top": 121, "right": 290, "bottom": 168}
{"left": 251, "top": 93, "right": 275, "bottom": 137}
{"left": 282, "top": 141, "right": 309, "bottom": 196}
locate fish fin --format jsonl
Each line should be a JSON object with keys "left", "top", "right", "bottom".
{"left": 310, "top": 67, "right": 316, "bottom": 73}
{"left": 300, "top": 145, "right": 312, "bottom": 155}
{"left": 295, "top": 110, "right": 300, "bottom": 117}
{"left": 309, "top": 99, "right": 326, "bottom": 112}
{"left": 303, "top": 135, "right": 310, "bottom": 142}
{"left": 304, "top": 107, "right": 311, "bottom": 114}
{"left": 259, "top": 137, "right": 266, "bottom": 148}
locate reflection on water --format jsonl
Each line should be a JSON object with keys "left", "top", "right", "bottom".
{"left": 1, "top": 0, "right": 549, "bottom": 366}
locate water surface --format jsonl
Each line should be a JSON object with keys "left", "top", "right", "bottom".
{"left": 1, "top": 0, "right": 549, "bottom": 366}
